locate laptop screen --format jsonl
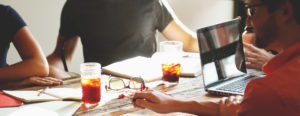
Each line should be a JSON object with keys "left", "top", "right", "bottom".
{"left": 197, "top": 19, "right": 247, "bottom": 87}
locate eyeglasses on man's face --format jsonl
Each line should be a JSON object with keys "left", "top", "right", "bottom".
{"left": 105, "top": 76, "right": 145, "bottom": 91}
{"left": 245, "top": 2, "right": 267, "bottom": 17}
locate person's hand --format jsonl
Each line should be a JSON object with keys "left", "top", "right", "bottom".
{"left": 21, "top": 76, "right": 63, "bottom": 86}
{"left": 219, "top": 96, "right": 242, "bottom": 116}
{"left": 242, "top": 29, "right": 256, "bottom": 45}
{"left": 49, "top": 65, "right": 71, "bottom": 78}
{"left": 243, "top": 43, "right": 275, "bottom": 70}
{"left": 132, "top": 90, "right": 178, "bottom": 114}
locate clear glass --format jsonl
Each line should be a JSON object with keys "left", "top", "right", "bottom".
{"left": 80, "top": 63, "right": 101, "bottom": 105}
{"left": 160, "top": 41, "right": 183, "bottom": 53}
{"left": 159, "top": 41, "right": 183, "bottom": 86}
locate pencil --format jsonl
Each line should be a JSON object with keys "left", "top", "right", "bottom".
{"left": 37, "top": 86, "right": 49, "bottom": 96}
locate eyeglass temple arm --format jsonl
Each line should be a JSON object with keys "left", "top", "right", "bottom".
{"left": 131, "top": 76, "right": 146, "bottom": 89}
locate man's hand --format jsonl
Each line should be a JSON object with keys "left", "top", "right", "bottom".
{"left": 243, "top": 43, "right": 275, "bottom": 70}
{"left": 49, "top": 65, "right": 71, "bottom": 78}
{"left": 21, "top": 76, "right": 63, "bottom": 86}
{"left": 132, "top": 90, "right": 179, "bottom": 114}
{"left": 219, "top": 96, "right": 243, "bottom": 116}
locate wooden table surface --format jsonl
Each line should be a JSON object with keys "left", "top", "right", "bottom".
{"left": 19, "top": 74, "right": 222, "bottom": 116}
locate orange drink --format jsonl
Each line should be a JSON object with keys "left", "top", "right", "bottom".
{"left": 80, "top": 63, "right": 101, "bottom": 105}
{"left": 81, "top": 77, "right": 101, "bottom": 104}
{"left": 162, "top": 63, "right": 181, "bottom": 83}
{"left": 159, "top": 41, "right": 183, "bottom": 86}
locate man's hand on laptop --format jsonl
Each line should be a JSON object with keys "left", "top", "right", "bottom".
{"left": 243, "top": 43, "right": 275, "bottom": 71}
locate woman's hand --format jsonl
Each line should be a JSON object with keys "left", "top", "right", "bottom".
{"left": 21, "top": 76, "right": 63, "bottom": 86}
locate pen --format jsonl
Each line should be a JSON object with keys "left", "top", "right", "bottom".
{"left": 37, "top": 86, "right": 48, "bottom": 96}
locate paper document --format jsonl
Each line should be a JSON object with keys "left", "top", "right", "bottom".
{"left": 3, "top": 88, "right": 82, "bottom": 103}
{"left": 102, "top": 53, "right": 201, "bottom": 82}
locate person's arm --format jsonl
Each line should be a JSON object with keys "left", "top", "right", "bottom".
{"left": 0, "top": 76, "right": 63, "bottom": 90}
{"left": 132, "top": 90, "right": 243, "bottom": 116}
{"left": 47, "top": 35, "right": 80, "bottom": 78}
{"left": 162, "top": 20, "right": 199, "bottom": 52}
{"left": 132, "top": 90, "right": 219, "bottom": 115}
{"left": 0, "top": 27, "right": 49, "bottom": 82}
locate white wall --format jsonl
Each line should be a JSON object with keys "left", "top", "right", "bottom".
{"left": 1, "top": 0, "right": 84, "bottom": 73}
{"left": 161, "top": 0, "right": 234, "bottom": 39}
{"left": 1, "top": 0, "right": 233, "bottom": 73}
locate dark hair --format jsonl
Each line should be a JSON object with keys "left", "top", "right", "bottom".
{"left": 261, "top": 0, "right": 300, "bottom": 24}
{"left": 290, "top": 0, "right": 300, "bottom": 24}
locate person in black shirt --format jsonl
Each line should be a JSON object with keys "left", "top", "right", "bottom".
{"left": 0, "top": 5, "right": 62, "bottom": 89}
{"left": 47, "top": 0, "right": 199, "bottom": 77}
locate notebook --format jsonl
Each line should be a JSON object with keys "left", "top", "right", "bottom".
{"left": 102, "top": 53, "right": 201, "bottom": 82}
{"left": 3, "top": 88, "right": 82, "bottom": 103}
{"left": 0, "top": 101, "right": 81, "bottom": 116}
{"left": 197, "top": 19, "right": 259, "bottom": 95}
{"left": 0, "top": 91, "right": 22, "bottom": 107}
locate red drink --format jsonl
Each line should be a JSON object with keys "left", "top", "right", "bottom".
{"left": 162, "top": 63, "right": 181, "bottom": 82}
{"left": 81, "top": 78, "right": 101, "bottom": 104}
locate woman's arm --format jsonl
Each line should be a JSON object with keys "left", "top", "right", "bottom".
{"left": 0, "top": 76, "right": 63, "bottom": 90}
{"left": 0, "top": 27, "right": 49, "bottom": 82}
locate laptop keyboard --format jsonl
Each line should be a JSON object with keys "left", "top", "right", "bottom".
{"left": 216, "top": 75, "right": 256, "bottom": 93}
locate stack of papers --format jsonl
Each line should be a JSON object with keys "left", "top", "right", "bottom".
{"left": 102, "top": 53, "right": 201, "bottom": 82}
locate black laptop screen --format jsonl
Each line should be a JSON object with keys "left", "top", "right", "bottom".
{"left": 197, "top": 19, "right": 247, "bottom": 87}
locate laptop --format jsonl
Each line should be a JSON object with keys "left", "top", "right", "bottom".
{"left": 197, "top": 19, "right": 258, "bottom": 95}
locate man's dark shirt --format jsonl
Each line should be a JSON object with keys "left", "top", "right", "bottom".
{"left": 60, "top": 0, "right": 173, "bottom": 66}
{"left": 0, "top": 5, "right": 26, "bottom": 68}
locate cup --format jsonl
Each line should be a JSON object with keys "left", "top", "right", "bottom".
{"left": 159, "top": 41, "right": 183, "bottom": 85}
{"left": 80, "top": 63, "right": 101, "bottom": 105}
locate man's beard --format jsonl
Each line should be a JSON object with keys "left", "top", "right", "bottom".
{"left": 255, "top": 15, "right": 279, "bottom": 48}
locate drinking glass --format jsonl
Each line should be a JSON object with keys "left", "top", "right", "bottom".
{"left": 159, "top": 41, "right": 183, "bottom": 86}
{"left": 80, "top": 63, "right": 101, "bottom": 105}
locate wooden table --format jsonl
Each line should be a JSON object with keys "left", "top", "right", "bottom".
{"left": 20, "top": 74, "right": 222, "bottom": 116}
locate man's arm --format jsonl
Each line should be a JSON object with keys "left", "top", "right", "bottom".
{"left": 47, "top": 35, "right": 80, "bottom": 78}
{"left": 0, "top": 27, "right": 49, "bottom": 82}
{"left": 132, "top": 90, "right": 219, "bottom": 115}
{"left": 162, "top": 20, "right": 199, "bottom": 52}
{"left": 132, "top": 90, "right": 244, "bottom": 116}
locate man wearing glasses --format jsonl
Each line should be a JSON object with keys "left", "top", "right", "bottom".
{"left": 132, "top": 0, "right": 300, "bottom": 115}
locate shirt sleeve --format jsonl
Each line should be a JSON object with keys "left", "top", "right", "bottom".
{"left": 4, "top": 5, "right": 26, "bottom": 43}
{"left": 238, "top": 80, "right": 285, "bottom": 116}
{"left": 59, "top": 1, "right": 78, "bottom": 38}
{"left": 155, "top": 1, "right": 173, "bottom": 32}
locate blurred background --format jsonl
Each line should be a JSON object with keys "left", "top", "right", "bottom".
{"left": 0, "top": 0, "right": 245, "bottom": 73}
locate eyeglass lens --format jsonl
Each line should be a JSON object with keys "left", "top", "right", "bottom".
{"left": 129, "top": 80, "right": 143, "bottom": 89}
{"left": 108, "top": 77, "right": 144, "bottom": 90}
{"left": 109, "top": 78, "right": 126, "bottom": 90}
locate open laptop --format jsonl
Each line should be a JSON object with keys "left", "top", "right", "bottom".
{"left": 197, "top": 19, "right": 258, "bottom": 95}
